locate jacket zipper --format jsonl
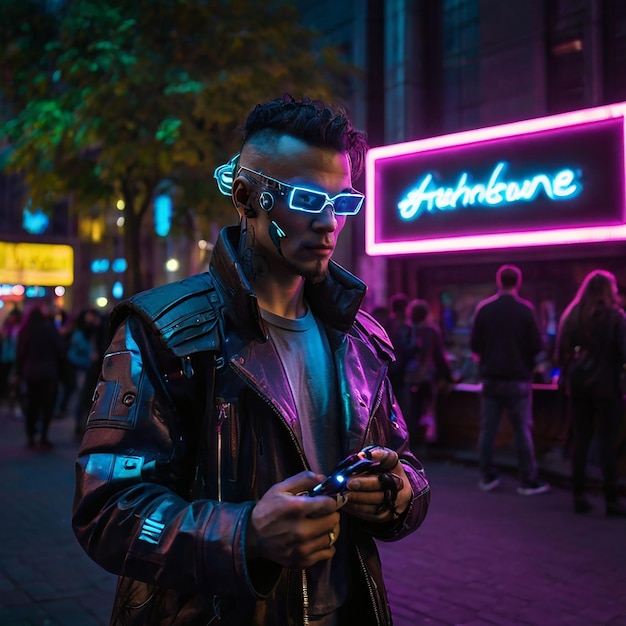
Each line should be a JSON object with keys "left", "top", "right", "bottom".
{"left": 208, "top": 402, "right": 230, "bottom": 623}
{"left": 216, "top": 401, "right": 229, "bottom": 502}
{"left": 301, "top": 569, "right": 309, "bottom": 626}
{"left": 355, "top": 545, "right": 383, "bottom": 625}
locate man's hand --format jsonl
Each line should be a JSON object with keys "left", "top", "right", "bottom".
{"left": 341, "top": 446, "right": 412, "bottom": 523}
{"left": 246, "top": 471, "right": 344, "bottom": 568}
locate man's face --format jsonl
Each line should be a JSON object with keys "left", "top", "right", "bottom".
{"left": 236, "top": 136, "right": 353, "bottom": 283}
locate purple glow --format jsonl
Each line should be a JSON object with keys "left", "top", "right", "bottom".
{"left": 365, "top": 102, "right": 626, "bottom": 256}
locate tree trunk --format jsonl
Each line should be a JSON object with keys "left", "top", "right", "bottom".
{"left": 123, "top": 206, "right": 144, "bottom": 297}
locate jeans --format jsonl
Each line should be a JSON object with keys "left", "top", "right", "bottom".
{"left": 570, "top": 395, "right": 624, "bottom": 502}
{"left": 479, "top": 379, "right": 537, "bottom": 484}
{"left": 24, "top": 378, "right": 58, "bottom": 444}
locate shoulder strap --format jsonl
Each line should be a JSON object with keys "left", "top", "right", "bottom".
{"left": 110, "top": 273, "right": 224, "bottom": 419}
{"left": 110, "top": 272, "right": 223, "bottom": 358}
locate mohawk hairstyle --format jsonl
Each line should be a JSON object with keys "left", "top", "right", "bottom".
{"left": 241, "top": 94, "right": 369, "bottom": 180}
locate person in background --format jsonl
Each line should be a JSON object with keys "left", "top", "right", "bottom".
{"left": 0, "top": 307, "right": 22, "bottom": 418}
{"left": 555, "top": 269, "right": 626, "bottom": 517}
{"left": 66, "top": 308, "right": 103, "bottom": 437}
{"left": 52, "top": 307, "right": 75, "bottom": 419}
{"left": 470, "top": 264, "right": 550, "bottom": 496}
{"left": 72, "top": 95, "right": 430, "bottom": 625}
{"left": 370, "top": 304, "right": 390, "bottom": 330}
{"left": 15, "top": 302, "right": 64, "bottom": 449}
{"left": 78, "top": 308, "right": 107, "bottom": 438}
{"left": 404, "top": 299, "right": 454, "bottom": 447}
{"left": 386, "top": 292, "right": 411, "bottom": 412}
{"left": 439, "top": 291, "right": 457, "bottom": 347}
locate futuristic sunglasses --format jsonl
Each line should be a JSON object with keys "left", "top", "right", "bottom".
{"left": 213, "top": 154, "right": 364, "bottom": 216}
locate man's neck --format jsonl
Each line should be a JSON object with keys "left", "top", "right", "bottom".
{"left": 255, "top": 277, "right": 307, "bottom": 319}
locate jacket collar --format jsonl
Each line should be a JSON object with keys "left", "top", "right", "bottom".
{"left": 210, "top": 225, "right": 367, "bottom": 339}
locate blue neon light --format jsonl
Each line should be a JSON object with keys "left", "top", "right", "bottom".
{"left": 112, "top": 281, "right": 124, "bottom": 299}
{"left": 154, "top": 194, "right": 172, "bottom": 237}
{"left": 112, "top": 258, "right": 127, "bottom": 273}
{"left": 91, "top": 259, "right": 110, "bottom": 273}
{"left": 22, "top": 206, "right": 50, "bottom": 235}
{"left": 398, "top": 162, "right": 581, "bottom": 220}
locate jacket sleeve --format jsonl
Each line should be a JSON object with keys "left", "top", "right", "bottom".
{"left": 71, "top": 317, "right": 266, "bottom": 600}
{"left": 369, "top": 378, "right": 431, "bottom": 542}
{"left": 351, "top": 311, "right": 430, "bottom": 540}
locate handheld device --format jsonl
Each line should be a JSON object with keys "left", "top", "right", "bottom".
{"left": 307, "top": 446, "right": 384, "bottom": 497}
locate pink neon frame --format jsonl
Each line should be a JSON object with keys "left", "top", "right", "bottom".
{"left": 365, "top": 102, "right": 626, "bottom": 256}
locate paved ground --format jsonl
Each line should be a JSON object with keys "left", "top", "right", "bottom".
{"left": 1, "top": 407, "right": 625, "bottom": 626}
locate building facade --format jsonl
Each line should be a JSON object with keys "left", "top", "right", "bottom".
{"left": 300, "top": 0, "right": 626, "bottom": 371}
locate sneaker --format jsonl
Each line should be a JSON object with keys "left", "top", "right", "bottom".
{"left": 517, "top": 481, "right": 550, "bottom": 496}
{"left": 478, "top": 476, "right": 500, "bottom": 491}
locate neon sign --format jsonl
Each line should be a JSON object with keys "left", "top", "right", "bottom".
{"left": 398, "top": 162, "right": 580, "bottom": 219}
{"left": 0, "top": 242, "right": 74, "bottom": 286}
{"left": 365, "top": 102, "right": 626, "bottom": 255}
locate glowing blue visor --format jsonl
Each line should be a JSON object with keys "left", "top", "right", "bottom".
{"left": 213, "top": 154, "right": 364, "bottom": 216}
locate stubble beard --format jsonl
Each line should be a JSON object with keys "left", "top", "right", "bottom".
{"left": 287, "top": 257, "right": 329, "bottom": 284}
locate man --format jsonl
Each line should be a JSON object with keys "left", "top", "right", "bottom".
{"left": 404, "top": 299, "right": 454, "bottom": 447}
{"left": 470, "top": 264, "right": 550, "bottom": 496}
{"left": 72, "top": 95, "right": 430, "bottom": 625}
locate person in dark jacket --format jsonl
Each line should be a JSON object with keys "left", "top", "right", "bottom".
{"left": 555, "top": 269, "right": 626, "bottom": 516}
{"left": 470, "top": 264, "right": 550, "bottom": 496}
{"left": 15, "top": 302, "right": 64, "bottom": 449}
{"left": 72, "top": 95, "right": 430, "bottom": 626}
{"left": 0, "top": 306, "right": 22, "bottom": 417}
{"left": 404, "top": 298, "right": 454, "bottom": 447}
{"left": 66, "top": 308, "right": 105, "bottom": 437}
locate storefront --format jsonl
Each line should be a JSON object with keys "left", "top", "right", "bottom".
{"left": 365, "top": 102, "right": 626, "bottom": 469}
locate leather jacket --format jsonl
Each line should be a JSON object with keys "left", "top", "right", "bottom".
{"left": 72, "top": 226, "right": 430, "bottom": 625}
{"left": 556, "top": 304, "right": 626, "bottom": 398}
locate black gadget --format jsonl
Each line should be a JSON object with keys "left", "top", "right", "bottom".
{"left": 307, "top": 446, "right": 384, "bottom": 497}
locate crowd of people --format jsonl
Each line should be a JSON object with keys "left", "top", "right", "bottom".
{"left": 372, "top": 264, "right": 626, "bottom": 517}
{"left": 372, "top": 293, "right": 455, "bottom": 449}
{"left": 0, "top": 300, "right": 107, "bottom": 449}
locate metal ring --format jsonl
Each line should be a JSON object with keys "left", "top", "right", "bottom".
{"left": 328, "top": 530, "right": 336, "bottom": 548}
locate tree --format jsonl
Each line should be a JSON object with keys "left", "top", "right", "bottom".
{"left": 0, "top": 0, "right": 358, "bottom": 295}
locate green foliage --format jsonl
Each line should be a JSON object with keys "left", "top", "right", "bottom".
{"left": 0, "top": 0, "right": 357, "bottom": 292}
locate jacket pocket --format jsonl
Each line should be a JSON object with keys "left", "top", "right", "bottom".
{"left": 86, "top": 351, "right": 138, "bottom": 430}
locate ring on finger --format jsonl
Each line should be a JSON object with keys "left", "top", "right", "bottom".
{"left": 328, "top": 530, "right": 336, "bottom": 548}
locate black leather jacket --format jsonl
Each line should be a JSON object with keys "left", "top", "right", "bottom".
{"left": 72, "top": 226, "right": 430, "bottom": 625}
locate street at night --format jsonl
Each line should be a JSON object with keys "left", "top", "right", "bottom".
{"left": 1, "top": 407, "right": 624, "bottom": 626}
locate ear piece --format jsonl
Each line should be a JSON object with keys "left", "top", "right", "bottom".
{"left": 258, "top": 191, "right": 275, "bottom": 212}
{"left": 243, "top": 205, "right": 257, "bottom": 218}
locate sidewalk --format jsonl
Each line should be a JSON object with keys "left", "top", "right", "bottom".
{"left": 0, "top": 409, "right": 115, "bottom": 626}
{"left": 1, "top": 407, "right": 625, "bottom": 625}
{"left": 379, "top": 452, "right": 626, "bottom": 626}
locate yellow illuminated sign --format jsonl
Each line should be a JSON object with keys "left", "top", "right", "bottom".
{"left": 0, "top": 242, "right": 74, "bottom": 286}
